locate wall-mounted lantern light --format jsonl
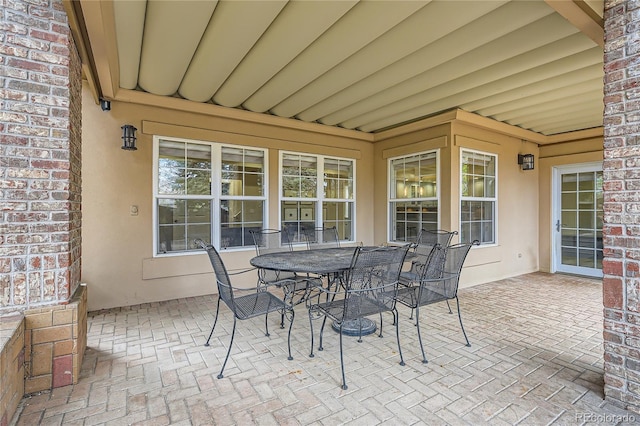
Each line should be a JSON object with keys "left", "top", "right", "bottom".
{"left": 518, "top": 153, "right": 534, "bottom": 171}
{"left": 121, "top": 125, "right": 137, "bottom": 151}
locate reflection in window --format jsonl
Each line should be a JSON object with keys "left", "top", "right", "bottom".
{"left": 560, "top": 171, "right": 603, "bottom": 269}
{"left": 460, "top": 150, "right": 496, "bottom": 245}
{"left": 155, "top": 138, "right": 266, "bottom": 254}
{"left": 280, "top": 153, "right": 354, "bottom": 243}
{"left": 282, "top": 153, "right": 317, "bottom": 198}
{"left": 158, "top": 142, "right": 211, "bottom": 195}
{"left": 389, "top": 151, "right": 438, "bottom": 243}
{"left": 222, "top": 147, "right": 264, "bottom": 196}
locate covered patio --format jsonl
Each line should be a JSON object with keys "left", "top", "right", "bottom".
{"left": 5, "top": 0, "right": 640, "bottom": 422}
{"left": 12, "top": 273, "right": 635, "bottom": 425}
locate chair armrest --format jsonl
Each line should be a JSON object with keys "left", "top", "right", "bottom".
{"left": 346, "top": 281, "right": 399, "bottom": 294}
{"left": 313, "top": 285, "right": 343, "bottom": 296}
{"left": 227, "top": 267, "right": 257, "bottom": 276}
{"left": 418, "top": 271, "right": 459, "bottom": 284}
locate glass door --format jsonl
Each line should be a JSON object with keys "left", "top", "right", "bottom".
{"left": 553, "top": 163, "right": 603, "bottom": 277}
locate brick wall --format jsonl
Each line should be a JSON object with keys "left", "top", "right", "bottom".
{"left": 0, "top": 0, "right": 86, "bottom": 401}
{"left": 602, "top": 0, "right": 640, "bottom": 413}
{"left": 0, "top": 0, "right": 82, "bottom": 310}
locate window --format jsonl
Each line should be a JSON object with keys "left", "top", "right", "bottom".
{"left": 280, "top": 152, "right": 354, "bottom": 243}
{"left": 154, "top": 137, "right": 266, "bottom": 254}
{"left": 460, "top": 149, "right": 496, "bottom": 245}
{"left": 389, "top": 151, "right": 439, "bottom": 243}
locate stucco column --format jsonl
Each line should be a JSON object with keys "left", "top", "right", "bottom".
{"left": 602, "top": 0, "right": 640, "bottom": 413}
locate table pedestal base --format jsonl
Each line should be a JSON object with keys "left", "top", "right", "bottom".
{"left": 332, "top": 318, "right": 377, "bottom": 336}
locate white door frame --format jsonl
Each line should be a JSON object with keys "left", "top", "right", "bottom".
{"left": 551, "top": 162, "right": 603, "bottom": 277}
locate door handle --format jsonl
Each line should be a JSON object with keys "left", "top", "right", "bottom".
{"left": 556, "top": 220, "right": 560, "bottom": 232}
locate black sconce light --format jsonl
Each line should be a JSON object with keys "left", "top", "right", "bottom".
{"left": 121, "top": 125, "right": 137, "bottom": 151}
{"left": 518, "top": 153, "right": 534, "bottom": 171}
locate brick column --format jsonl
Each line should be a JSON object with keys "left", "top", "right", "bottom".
{"left": 1, "top": 0, "right": 85, "bottom": 394}
{"left": 602, "top": 0, "right": 640, "bottom": 413}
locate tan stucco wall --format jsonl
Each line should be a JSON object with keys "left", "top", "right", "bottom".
{"left": 81, "top": 85, "right": 376, "bottom": 311}
{"left": 375, "top": 122, "right": 541, "bottom": 288}
{"left": 452, "top": 123, "right": 541, "bottom": 287}
{"left": 538, "top": 138, "right": 603, "bottom": 273}
{"left": 82, "top": 82, "right": 604, "bottom": 311}
{"left": 372, "top": 124, "right": 452, "bottom": 246}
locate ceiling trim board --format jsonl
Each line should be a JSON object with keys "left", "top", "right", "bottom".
{"left": 78, "top": 0, "right": 119, "bottom": 100}
{"left": 115, "top": 89, "right": 373, "bottom": 142}
{"left": 142, "top": 121, "right": 362, "bottom": 160}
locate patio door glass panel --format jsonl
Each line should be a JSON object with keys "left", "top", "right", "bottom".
{"left": 554, "top": 164, "right": 603, "bottom": 277}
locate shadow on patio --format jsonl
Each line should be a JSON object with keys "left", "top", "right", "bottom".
{"left": 11, "top": 272, "right": 638, "bottom": 425}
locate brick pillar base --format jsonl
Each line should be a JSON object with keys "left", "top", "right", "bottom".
{"left": 23, "top": 284, "right": 87, "bottom": 393}
{"left": 0, "top": 314, "right": 24, "bottom": 426}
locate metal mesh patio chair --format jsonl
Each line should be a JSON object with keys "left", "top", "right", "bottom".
{"left": 401, "top": 229, "right": 458, "bottom": 315}
{"left": 402, "top": 230, "right": 457, "bottom": 285}
{"left": 417, "top": 229, "right": 458, "bottom": 247}
{"left": 308, "top": 244, "right": 410, "bottom": 390}
{"left": 196, "top": 240, "right": 294, "bottom": 379}
{"left": 250, "top": 229, "right": 312, "bottom": 296}
{"left": 302, "top": 226, "right": 341, "bottom": 249}
{"left": 395, "top": 240, "right": 479, "bottom": 364}
{"left": 301, "top": 226, "right": 341, "bottom": 291}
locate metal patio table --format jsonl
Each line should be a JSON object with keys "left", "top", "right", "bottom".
{"left": 250, "top": 246, "right": 379, "bottom": 336}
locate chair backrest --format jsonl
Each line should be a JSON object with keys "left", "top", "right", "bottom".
{"left": 303, "top": 226, "right": 340, "bottom": 249}
{"left": 410, "top": 230, "right": 456, "bottom": 270}
{"left": 249, "top": 229, "right": 296, "bottom": 285}
{"left": 343, "top": 245, "right": 410, "bottom": 320}
{"left": 417, "top": 229, "right": 457, "bottom": 247}
{"left": 424, "top": 240, "right": 478, "bottom": 298}
{"left": 411, "top": 243, "right": 444, "bottom": 280}
{"left": 249, "top": 229, "right": 293, "bottom": 255}
{"left": 195, "top": 239, "right": 236, "bottom": 311}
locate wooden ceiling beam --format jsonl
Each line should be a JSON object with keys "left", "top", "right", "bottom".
{"left": 545, "top": 0, "right": 604, "bottom": 47}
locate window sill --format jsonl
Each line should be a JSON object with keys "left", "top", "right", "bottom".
{"left": 144, "top": 247, "right": 254, "bottom": 280}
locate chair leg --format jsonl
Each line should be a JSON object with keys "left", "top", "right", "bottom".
{"left": 415, "top": 305, "right": 428, "bottom": 364}
{"left": 217, "top": 316, "right": 237, "bottom": 379}
{"left": 308, "top": 310, "right": 315, "bottom": 358}
{"left": 455, "top": 297, "right": 471, "bottom": 347}
{"left": 280, "top": 286, "right": 287, "bottom": 329}
{"left": 446, "top": 299, "right": 453, "bottom": 314}
{"left": 319, "top": 316, "right": 328, "bottom": 351}
{"left": 204, "top": 298, "right": 221, "bottom": 347}
{"left": 264, "top": 312, "right": 270, "bottom": 337}
{"left": 339, "top": 324, "right": 347, "bottom": 390}
{"left": 286, "top": 308, "right": 295, "bottom": 361}
{"left": 394, "top": 308, "right": 405, "bottom": 366}
{"left": 378, "top": 312, "right": 384, "bottom": 338}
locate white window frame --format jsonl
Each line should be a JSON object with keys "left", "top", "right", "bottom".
{"left": 152, "top": 135, "right": 268, "bottom": 256}
{"left": 387, "top": 150, "right": 440, "bottom": 244}
{"left": 279, "top": 151, "right": 355, "bottom": 244}
{"left": 459, "top": 148, "right": 498, "bottom": 246}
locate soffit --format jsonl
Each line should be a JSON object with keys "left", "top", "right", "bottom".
{"left": 81, "top": 0, "right": 604, "bottom": 139}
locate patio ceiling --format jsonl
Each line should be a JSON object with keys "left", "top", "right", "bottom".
{"left": 73, "top": 0, "right": 604, "bottom": 138}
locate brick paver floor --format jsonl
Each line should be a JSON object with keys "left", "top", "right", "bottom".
{"left": 10, "top": 272, "right": 640, "bottom": 425}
